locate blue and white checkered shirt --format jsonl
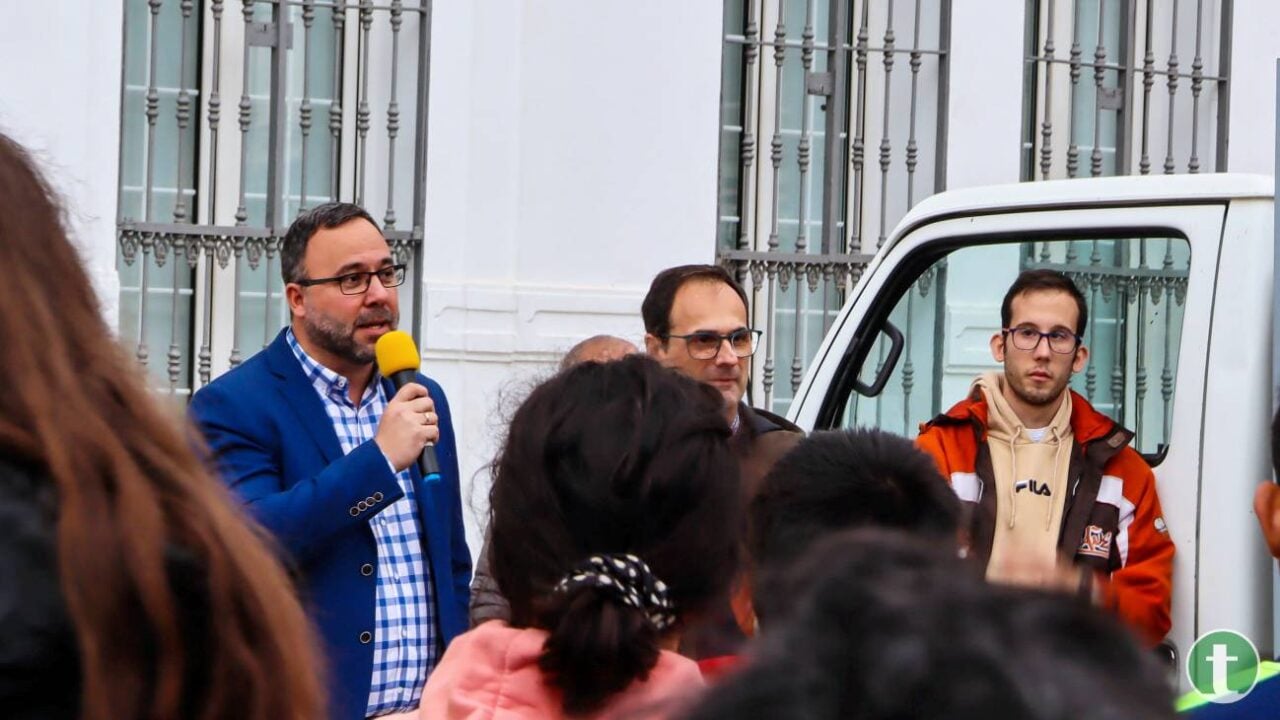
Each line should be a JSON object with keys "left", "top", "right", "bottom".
{"left": 286, "top": 329, "right": 436, "bottom": 717}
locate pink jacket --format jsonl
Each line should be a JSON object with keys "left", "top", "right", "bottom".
{"left": 384, "top": 622, "right": 705, "bottom": 720}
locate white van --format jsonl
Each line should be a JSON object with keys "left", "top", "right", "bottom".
{"left": 785, "top": 173, "right": 1275, "bottom": 683}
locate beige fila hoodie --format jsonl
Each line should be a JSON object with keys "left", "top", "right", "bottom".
{"left": 975, "top": 371, "right": 1075, "bottom": 582}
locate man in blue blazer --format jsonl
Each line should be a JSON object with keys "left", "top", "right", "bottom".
{"left": 190, "top": 202, "right": 471, "bottom": 719}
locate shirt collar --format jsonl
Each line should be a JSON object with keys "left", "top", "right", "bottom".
{"left": 286, "top": 328, "right": 378, "bottom": 406}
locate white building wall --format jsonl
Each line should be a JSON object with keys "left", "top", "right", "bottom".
{"left": 945, "top": 0, "right": 1025, "bottom": 191}
{"left": 0, "top": 1, "right": 124, "bottom": 325}
{"left": 422, "top": 0, "right": 724, "bottom": 553}
{"left": 938, "top": 0, "right": 1028, "bottom": 405}
{"left": 1226, "top": 0, "right": 1280, "bottom": 174}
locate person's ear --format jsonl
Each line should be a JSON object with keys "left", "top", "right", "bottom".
{"left": 1071, "top": 343, "right": 1089, "bottom": 373}
{"left": 1254, "top": 482, "right": 1280, "bottom": 559}
{"left": 990, "top": 332, "right": 1006, "bottom": 363}
{"left": 644, "top": 333, "right": 667, "bottom": 357}
{"left": 286, "top": 283, "right": 306, "bottom": 319}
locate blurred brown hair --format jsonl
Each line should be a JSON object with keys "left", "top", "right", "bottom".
{"left": 0, "top": 132, "right": 324, "bottom": 719}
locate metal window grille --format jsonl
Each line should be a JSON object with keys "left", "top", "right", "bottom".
{"left": 1022, "top": 0, "right": 1229, "bottom": 455}
{"left": 116, "top": 0, "right": 432, "bottom": 398}
{"left": 1024, "top": 238, "right": 1189, "bottom": 457}
{"left": 716, "top": 0, "right": 951, "bottom": 415}
{"left": 1022, "top": 0, "right": 1231, "bottom": 179}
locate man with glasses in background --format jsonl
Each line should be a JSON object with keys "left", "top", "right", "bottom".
{"left": 917, "top": 269, "right": 1174, "bottom": 646}
{"left": 642, "top": 264, "right": 802, "bottom": 659}
{"left": 191, "top": 202, "right": 471, "bottom": 720}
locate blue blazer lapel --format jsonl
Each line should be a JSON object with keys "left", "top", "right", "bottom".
{"left": 265, "top": 330, "right": 344, "bottom": 464}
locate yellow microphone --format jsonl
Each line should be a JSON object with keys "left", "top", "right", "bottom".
{"left": 375, "top": 331, "right": 441, "bottom": 481}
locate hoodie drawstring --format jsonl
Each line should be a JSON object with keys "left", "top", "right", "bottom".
{"left": 1007, "top": 436, "right": 1018, "bottom": 529}
{"left": 1046, "top": 425, "right": 1065, "bottom": 531}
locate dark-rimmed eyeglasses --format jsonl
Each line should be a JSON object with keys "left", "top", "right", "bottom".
{"left": 295, "top": 264, "right": 406, "bottom": 295}
{"left": 665, "top": 328, "right": 762, "bottom": 360}
{"left": 1002, "top": 325, "right": 1081, "bottom": 354}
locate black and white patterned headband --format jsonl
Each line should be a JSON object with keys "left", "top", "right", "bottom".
{"left": 555, "top": 553, "right": 677, "bottom": 632}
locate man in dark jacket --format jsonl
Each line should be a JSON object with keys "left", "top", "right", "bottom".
{"left": 642, "top": 264, "right": 803, "bottom": 656}
{"left": 642, "top": 264, "right": 802, "bottom": 496}
{"left": 467, "top": 334, "right": 639, "bottom": 627}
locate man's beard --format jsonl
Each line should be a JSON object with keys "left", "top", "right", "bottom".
{"left": 1004, "top": 365, "right": 1071, "bottom": 407}
{"left": 301, "top": 306, "right": 398, "bottom": 365}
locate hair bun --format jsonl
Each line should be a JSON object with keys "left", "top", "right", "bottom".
{"left": 555, "top": 553, "right": 676, "bottom": 631}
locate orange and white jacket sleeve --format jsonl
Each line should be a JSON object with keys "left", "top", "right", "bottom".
{"left": 1093, "top": 455, "right": 1175, "bottom": 646}
{"left": 915, "top": 425, "right": 957, "bottom": 483}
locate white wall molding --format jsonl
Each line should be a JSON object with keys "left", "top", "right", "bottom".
{"left": 423, "top": 281, "right": 648, "bottom": 359}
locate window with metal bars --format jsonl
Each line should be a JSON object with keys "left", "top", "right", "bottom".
{"left": 1021, "top": 0, "right": 1231, "bottom": 180}
{"left": 716, "top": 0, "right": 951, "bottom": 416}
{"left": 1020, "top": 0, "right": 1227, "bottom": 453}
{"left": 116, "top": 0, "right": 432, "bottom": 398}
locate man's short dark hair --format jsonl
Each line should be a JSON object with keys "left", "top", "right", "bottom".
{"left": 1001, "top": 269, "right": 1089, "bottom": 336}
{"left": 641, "top": 264, "right": 750, "bottom": 339}
{"left": 749, "top": 428, "right": 960, "bottom": 625}
{"left": 279, "top": 202, "right": 381, "bottom": 284}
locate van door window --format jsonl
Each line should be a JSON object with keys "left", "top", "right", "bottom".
{"left": 837, "top": 236, "right": 1189, "bottom": 460}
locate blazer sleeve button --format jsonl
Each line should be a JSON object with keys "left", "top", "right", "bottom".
{"left": 373, "top": 491, "right": 384, "bottom": 502}
{"left": 349, "top": 506, "right": 360, "bottom": 517}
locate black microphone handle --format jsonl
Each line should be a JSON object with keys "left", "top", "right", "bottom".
{"left": 385, "top": 369, "right": 442, "bottom": 480}
{"left": 387, "top": 369, "right": 417, "bottom": 390}
{"left": 418, "top": 444, "right": 441, "bottom": 480}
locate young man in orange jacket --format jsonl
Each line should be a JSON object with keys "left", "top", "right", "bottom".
{"left": 916, "top": 269, "right": 1174, "bottom": 645}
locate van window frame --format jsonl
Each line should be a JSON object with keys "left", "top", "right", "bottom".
{"left": 815, "top": 225, "right": 1193, "bottom": 468}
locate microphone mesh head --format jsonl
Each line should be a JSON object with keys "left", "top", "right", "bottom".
{"left": 375, "top": 330, "right": 420, "bottom": 375}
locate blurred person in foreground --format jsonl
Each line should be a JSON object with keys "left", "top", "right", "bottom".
{"left": 0, "top": 132, "right": 323, "bottom": 719}
{"left": 745, "top": 427, "right": 962, "bottom": 631}
{"left": 469, "top": 333, "right": 639, "bottom": 628}
{"left": 392, "top": 355, "right": 744, "bottom": 719}
{"left": 683, "top": 529, "right": 1177, "bottom": 720}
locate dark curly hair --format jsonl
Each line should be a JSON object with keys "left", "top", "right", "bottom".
{"left": 488, "top": 354, "right": 743, "bottom": 714}
{"left": 749, "top": 428, "right": 961, "bottom": 625}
